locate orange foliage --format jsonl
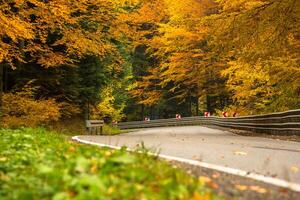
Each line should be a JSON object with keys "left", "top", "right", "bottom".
{"left": 1, "top": 93, "right": 61, "bottom": 128}
{"left": 129, "top": 0, "right": 219, "bottom": 105}
{"left": 0, "top": 0, "right": 137, "bottom": 68}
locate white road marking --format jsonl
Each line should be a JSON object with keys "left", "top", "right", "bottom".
{"left": 72, "top": 136, "right": 300, "bottom": 193}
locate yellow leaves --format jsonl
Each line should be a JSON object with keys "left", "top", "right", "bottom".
{"left": 235, "top": 184, "right": 247, "bottom": 191}
{"left": 127, "top": 0, "right": 167, "bottom": 24}
{"left": 2, "top": 82, "right": 62, "bottom": 128}
{"left": 0, "top": 157, "right": 8, "bottom": 162}
{"left": 107, "top": 186, "right": 114, "bottom": 194}
{"left": 0, "top": 14, "right": 34, "bottom": 42}
{"left": 129, "top": 66, "right": 163, "bottom": 106}
{"left": 48, "top": 1, "right": 72, "bottom": 21}
{"left": 0, "top": 0, "right": 129, "bottom": 69}
{"left": 235, "top": 184, "right": 267, "bottom": 194}
{"left": 37, "top": 52, "right": 74, "bottom": 68}
{"left": 198, "top": 176, "right": 219, "bottom": 189}
{"left": 291, "top": 166, "right": 299, "bottom": 173}
{"left": 68, "top": 146, "right": 76, "bottom": 153}
{"left": 54, "top": 30, "right": 111, "bottom": 59}
{"left": 0, "top": 44, "right": 9, "bottom": 63}
{"left": 128, "top": 0, "right": 219, "bottom": 104}
{"left": 198, "top": 176, "right": 212, "bottom": 185}
{"left": 93, "top": 85, "right": 125, "bottom": 121}
{"left": 59, "top": 102, "right": 81, "bottom": 118}
{"left": 0, "top": 171, "right": 10, "bottom": 182}
{"left": 193, "top": 192, "right": 211, "bottom": 200}
{"left": 221, "top": 59, "right": 277, "bottom": 113}
{"left": 90, "top": 163, "right": 98, "bottom": 174}
{"left": 217, "top": 0, "right": 266, "bottom": 12}
{"left": 234, "top": 151, "right": 247, "bottom": 156}
{"left": 244, "top": 1, "right": 266, "bottom": 10}
{"left": 164, "top": 0, "right": 213, "bottom": 25}
{"left": 249, "top": 185, "right": 267, "bottom": 194}
{"left": 105, "top": 151, "right": 112, "bottom": 157}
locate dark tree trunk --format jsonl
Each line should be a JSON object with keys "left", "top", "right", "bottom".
{"left": 196, "top": 96, "right": 199, "bottom": 116}
{"left": 206, "top": 95, "right": 211, "bottom": 113}
{"left": 189, "top": 95, "right": 192, "bottom": 116}
{"left": 87, "top": 102, "right": 90, "bottom": 120}
{"left": 4, "top": 65, "right": 7, "bottom": 92}
{"left": 150, "top": 106, "right": 153, "bottom": 120}
{"left": 141, "top": 104, "right": 144, "bottom": 120}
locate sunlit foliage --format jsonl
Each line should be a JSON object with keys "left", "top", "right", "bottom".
{"left": 207, "top": 0, "right": 300, "bottom": 113}
{"left": 2, "top": 93, "right": 60, "bottom": 128}
{"left": 128, "top": 0, "right": 300, "bottom": 115}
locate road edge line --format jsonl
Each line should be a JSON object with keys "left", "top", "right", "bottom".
{"left": 72, "top": 136, "right": 300, "bottom": 193}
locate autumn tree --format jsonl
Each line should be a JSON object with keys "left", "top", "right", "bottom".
{"left": 128, "top": 0, "right": 227, "bottom": 116}
{"left": 0, "top": 0, "right": 140, "bottom": 124}
{"left": 206, "top": 0, "right": 300, "bottom": 114}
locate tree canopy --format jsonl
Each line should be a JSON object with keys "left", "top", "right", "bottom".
{"left": 1, "top": 0, "right": 299, "bottom": 125}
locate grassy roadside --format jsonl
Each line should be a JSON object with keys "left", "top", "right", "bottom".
{"left": 48, "top": 118, "right": 128, "bottom": 136}
{"left": 0, "top": 127, "right": 222, "bottom": 200}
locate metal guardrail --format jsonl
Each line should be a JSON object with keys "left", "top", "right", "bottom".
{"left": 116, "top": 109, "right": 300, "bottom": 135}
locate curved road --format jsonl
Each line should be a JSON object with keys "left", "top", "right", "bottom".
{"left": 77, "top": 126, "right": 300, "bottom": 186}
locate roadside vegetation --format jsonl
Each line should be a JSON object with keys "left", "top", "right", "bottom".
{"left": 48, "top": 118, "right": 125, "bottom": 136}
{"left": 0, "top": 128, "right": 222, "bottom": 200}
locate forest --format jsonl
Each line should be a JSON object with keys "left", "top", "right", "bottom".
{"left": 0, "top": 0, "right": 299, "bottom": 127}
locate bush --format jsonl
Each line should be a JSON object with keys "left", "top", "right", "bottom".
{"left": 1, "top": 93, "right": 61, "bottom": 128}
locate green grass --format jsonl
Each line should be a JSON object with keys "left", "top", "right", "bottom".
{"left": 102, "top": 124, "right": 129, "bottom": 135}
{"left": 0, "top": 128, "right": 222, "bottom": 200}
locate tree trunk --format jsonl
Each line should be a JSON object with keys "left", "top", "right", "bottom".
{"left": 87, "top": 101, "right": 90, "bottom": 120}
{"left": 4, "top": 65, "right": 7, "bottom": 92}
{"left": 189, "top": 95, "right": 192, "bottom": 116}
{"left": 141, "top": 104, "right": 144, "bottom": 120}
{"left": 206, "top": 95, "right": 211, "bottom": 113}
{"left": 196, "top": 96, "right": 199, "bottom": 116}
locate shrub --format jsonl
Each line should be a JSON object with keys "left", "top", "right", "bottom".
{"left": 1, "top": 93, "right": 61, "bottom": 128}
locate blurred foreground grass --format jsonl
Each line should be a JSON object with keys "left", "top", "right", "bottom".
{"left": 0, "top": 128, "right": 222, "bottom": 200}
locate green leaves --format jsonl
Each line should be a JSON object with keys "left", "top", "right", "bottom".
{"left": 37, "top": 165, "right": 54, "bottom": 174}
{"left": 75, "top": 157, "right": 91, "bottom": 173}
{"left": 110, "top": 154, "right": 136, "bottom": 164}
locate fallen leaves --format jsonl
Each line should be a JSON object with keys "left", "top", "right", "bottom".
{"left": 198, "top": 176, "right": 219, "bottom": 189}
{"left": 234, "top": 151, "right": 247, "bottom": 156}
{"left": 192, "top": 155, "right": 202, "bottom": 161}
{"left": 249, "top": 186, "right": 267, "bottom": 194}
{"left": 235, "top": 184, "right": 267, "bottom": 194}
{"left": 290, "top": 166, "right": 299, "bottom": 173}
{"left": 198, "top": 176, "right": 211, "bottom": 184}
{"left": 212, "top": 172, "right": 220, "bottom": 179}
{"left": 193, "top": 192, "right": 210, "bottom": 200}
{"left": 90, "top": 163, "right": 98, "bottom": 174}
{"left": 235, "top": 184, "right": 247, "bottom": 191}
{"left": 68, "top": 146, "right": 76, "bottom": 153}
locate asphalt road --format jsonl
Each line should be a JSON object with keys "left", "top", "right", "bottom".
{"left": 77, "top": 126, "right": 300, "bottom": 185}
